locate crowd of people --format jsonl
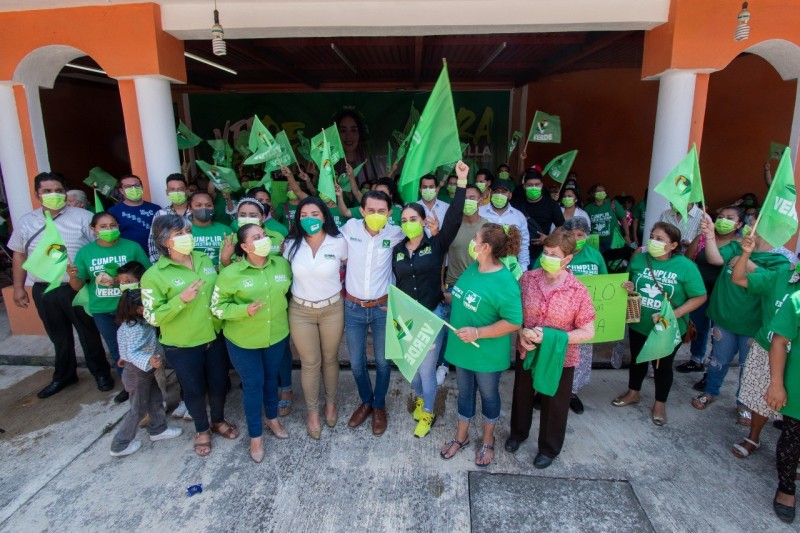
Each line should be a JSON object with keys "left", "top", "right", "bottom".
{"left": 8, "top": 151, "right": 800, "bottom": 523}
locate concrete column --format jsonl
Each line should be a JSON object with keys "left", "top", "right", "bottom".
{"left": 133, "top": 76, "right": 180, "bottom": 207}
{"left": 0, "top": 84, "right": 33, "bottom": 227}
{"left": 643, "top": 70, "right": 698, "bottom": 239}
{"left": 789, "top": 80, "right": 800, "bottom": 169}
{"left": 23, "top": 85, "right": 50, "bottom": 173}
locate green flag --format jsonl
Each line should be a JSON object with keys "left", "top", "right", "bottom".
{"left": 83, "top": 167, "right": 117, "bottom": 197}
{"left": 207, "top": 139, "right": 234, "bottom": 168}
{"left": 234, "top": 131, "right": 252, "bottom": 158}
{"left": 196, "top": 160, "right": 242, "bottom": 193}
{"left": 23, "top": 211, "right": 68, "bottom": 293}
{"left": 770, "top": 141, "right": 789, "bottom": 161}
{"left": 296, "top": 130, "right": 312, "bottom": 162}
{"left": 315, "top": 129, "right": 336, "bottom": 203}
{"left": 527, "top": 111, "right": 561, "bottom": 143}
{"left": 93, "top": 190, "right": 104, "bottom": 213}
{"left": 311, "top": 125, "right": 344, "bottom": 167}
{"left": 398, "top": 65, "right": 462, "bottom": 204}
{"left": 394, "top": 124, "right": 417, "bottom": 166}
{"left": 72, "top": 286, "right": 92, "bottom": 317}
{"left": 244, "top": 116, "right": 281, "bottom": 166}
{"left": 385, "top": 285, "right": 447, "bottom": 382}
{"left": 274, "top": 131, "right": 298, "bottom": 167}
{"left": 757, "top": 147, "right": 798, "bottom": 248}
{"left": 637, "top": 300, "right": 682, "bottom": 364}
{"left": 176, "top": 121, "right": 202, "bottom": 150}
{"left": 653, "top": 146, "right": 701, "bottom": 225}
{"left": 508, "top": 130, "right": 523, "bottom": 157}
{"left": 543, "top": 149, "right": 578, "bottom": 183}
{"left": 338, "top": 161, "right": 367, "bottom": 193}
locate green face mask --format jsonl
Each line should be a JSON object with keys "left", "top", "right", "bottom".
{"left": 167, "top": 191, "right": 187, "bottom": 205}
{"left": 539, "top": 254, "right": 563, "bottom": 273}
{"left": 238, "top": 216, "right": 260, "bottom": 228}
{"left": 562, "top": 197, "right": 576, "bottom": 208}
{"left": 525, "top": 186, "right": 542, "bottom": 200}
{"left": 476, "top": 182, "right": 487, "bottom": 193}
{"left": 287, "top": 190, "right": 298, "bottom": 201}
{"left": 468, "top": 239, "right": 483, "bottom": 260}
{"left": 647, "top": 239, "right": 668, "bottom": 257}
{"left": 250, "top": 237, "right": 272, "bottom": 257}
{"left": 365, "top": 213, "right": 388, "bottom": 232}
{"left": 361, "top": 188, "right": 370, "bottom": 195}
{"left": 41, "top": 192, "right": 66, "bottom": 210}
{"left": 124, "top": 187, "right": 143, "bottom": 201}
{"left": 401, "top": 221, "right": 424, "bottom": 239}
{"left": 170, "top": 233, "right": 195, "bottom": 255}
{"left": 98, "top": 229, "right": 120, "bottom": 243}
{"left": 463, "top": 199, "right": 479, "bottom": 216}
{"left": 594, "top": 191, "right": 607, "bottom": 201}
{"left": 446, "top": 185, "right": 457, "bottom": 196}
{"left": 742, "top": 224, "right": 753, "bottom": 236}
{"left": 575, "top": 238, "right": 586, "bottom": 252}
{"left": 119, "top": 282, "right": 140, "bottom": 292}
{"left": 715, "top": 218, "right": 736, "bottom": 235}
{"left": 498, "top": 171, "right": 510, "bottom": 180}
{"left": 420, "top": 189, "right": 437, "bottom": 202}
{"left": 300, "top": 217, "right": 323, "bottom": 235}
{"left": 491, "top": 193, "right": 509, "bottom": 209}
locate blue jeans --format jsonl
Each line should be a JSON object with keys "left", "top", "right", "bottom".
{"left": 412, "top": 305, "right": 446, "bottom": 413}
{"left": 705, "top": 324, "right": 751, "bottom": 402}
{"left": 344, "top": 299, "right": 389, "bottom": 409}
{"left": 455, "top": 367, "right": 502, "bottom": 424}
{"left": 278, "top": 342, "right": 293, "bottom": 394}
{"left": 94, "top": 312, "right": 122, "bottom": 377}
{"left": 689, "top": 299, "right": 711, "bottom": 365}
{"left": 225, "top": 336, "right": 288, "bottom": 438}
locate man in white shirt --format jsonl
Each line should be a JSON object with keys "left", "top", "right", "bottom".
{"left": 415, "top": 175, "right": 449, "bottom": 235}
{"left": 8, "top": 172, "right": 113, "bottom": 399}
{"left": 340, "top": 190, "right": 404, "bottom": 436}
{"left": 478, "top": 179, "right": 531, "bottom": 270}
{"left": 658, "top": 203, "right": 704, "bottom": 250}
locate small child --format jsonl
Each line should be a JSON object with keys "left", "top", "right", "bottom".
{"left": 110, "top": 288, "right": 182, "bottom": 457}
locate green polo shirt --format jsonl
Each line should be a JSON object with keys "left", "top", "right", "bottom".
{"left": 141, "top": 251, "right": 220, "bottom": 347}
{"left": 74, "top": 238, "right": 151, "bottom": 314}
{"left": 210, "top": 255, "right": 292, "bottom": 349}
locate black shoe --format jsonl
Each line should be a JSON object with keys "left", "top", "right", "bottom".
{"left": 533, "top": 393, "right": 542, "bottom": 411}
{"left": 96, "top": 375, "right": 114, "bottom": 392}
{"left": 569, "top": 394, "right": 584, "bottom": 415}
{"left": 505, "top": 437, "right": 524, "bottom": 453}
{"left": 533, "top": 452, "right": 554, "bottom": 469}
{"left": 37, "top": 375, "right": 79, "bottom": 399}
{"left": 113, "top": 389, "right": 129, "bottom": 403}
{"left": 676, "top": 360, "right": 705, "bottom": 373}
{"left": 775, "top": 420, "right": 785, "bottom": 430}
{"left": 774, "top": 491, "right": 796, "bottom": 523}
{"left": 692, "top": 373, "right": 707, "bottom": 392}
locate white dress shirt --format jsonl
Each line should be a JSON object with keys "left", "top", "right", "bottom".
{"left": 658, "top": 204, "right": 704, "bottom": 245}
{"left": 415, "top": 199, "right": 450, "bottom": 236}
{"left": 340, "top": 218, "right": 404, "bottom": 300}
{"left": 283, "top": 234, "right": 348, "bottom": 301}
{"left": 477, "top": 203, "right": 531, "bottom": 270}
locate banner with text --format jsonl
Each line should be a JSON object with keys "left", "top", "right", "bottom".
{"left": 576, "top": 273, "right": 628, "bottom": 344}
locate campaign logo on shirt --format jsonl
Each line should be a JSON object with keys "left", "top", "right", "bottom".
{"left": 324, "top": 253, "right": 337, "bottom": 260}
{"left": 173, "top": 278, "right": 186, "bottom": 287}
{"left": 463, "top": 290, "right": 482, "bottom": 312}
{"left": 382, "top": 239, "right": 391, "bottom": 248}
{"left": 418, "top": 246, "right": 432, "bottom": 257}
{"left": 204, "top": 268, "right": 216, "bottom": 275}
{"left": 274, "top": 274, "right": 288, "bottom": 283}
{"left": 396, "top": 252, "right": 405, "bottom": 262}
{"left": 243, "top": 279, "right": 254, "bottom": 288}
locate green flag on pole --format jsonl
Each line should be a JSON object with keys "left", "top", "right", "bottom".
{"left": 296, "top": 130, "right": 312, "bottom": 162}
{"left": 385, "top": 285, "right": 447, "bottom": 382}
{"left": 274, "top": 131, "right": 298, "bottom": 167}
{"left": 637, "top": 300, "right": 682, "bottom": 364}
{"left": 527, "top": 111, "right": 561, "bottom": 143}
{"left": 653, "top": 146, "right": 702, "bottom": 225}
{"left": 770, "top": 141, "right": 789, "bottom": 161}
{"left": 234, "top": 131, "right": 252, "bottom": 158}
{"left": 176, "top": 121, "right": 202, "bottom": 150}
{"left": 543, "top": 150, "right": 578, "bottom": 183}
{"left": 398, "top": 64, "right": 462, "bottom": 204}
{"left": 311, "top": 125, "right": 344, "bottom": 167}
{"left": 196, "top": 160, "right": 242, "bottom": 193}
{"left": 508, "top": 130, "right": 523, "bottom": 157}
{"left": 314, "top": 129, "right": 337, "bottom": 203}
{"left": 207, "top": 139, "right": 234, "bottom": 168}
{"left": 72, "top": 286, "right": 92, "bottom": 317}
{"left": 244, "top": 116, "right": 281, "bottom": 166}
{"left": 83, "top": 167, "right": 117, "bottom": 197}
{"left": 93, "top": 190, "right": 104, "bottom": 213}
{"left": 338, "top": 161, "right": 367, "bottom": 193}
{"left": 756, "top": 147, "right": 798, "bottom": 248}
{"left": 23, "top": 211, "right": 69, "bottom": 293}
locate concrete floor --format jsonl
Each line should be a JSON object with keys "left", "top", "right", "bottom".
{"left": 1, "top": 363, "right": 799, "bottom": 532}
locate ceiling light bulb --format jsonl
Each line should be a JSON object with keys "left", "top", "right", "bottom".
{"left": 212, "top": 9, "right": 226, "bottom": 56}
{"left": 734, "top": 2, "right": 751, "bottom": 42}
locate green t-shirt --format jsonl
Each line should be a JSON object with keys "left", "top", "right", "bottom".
{"left": 584, "top": 200, "right": 625, "bottom": 243}
{"left": 632, "top": 201, "right": 646, "bottom": 240}
{"left": 445, "top": 262, "right": 523, "bottom": 372}
{"left": 192, "top": 222, "right": 232, "bottom": 267}
{"left": 74, "top": 239, "right": 151, "bottom": 314}
{"left": 213, "top": 193, "right": 233, "bottom": 225}
{"left": 628, "top": 252, "right": 706, "bottom": 336}
{"left": 768, "top": 291, "right": 800, "bottom": 420}
{"left": 533, "top": 245, "right": 608, "bottom": 277}
{"left": 264, "top": 217, "right": 289, "bottom": 238}
{"left": 747, "top": 268, "right": 800, "bottom": 350}
{"left": 708, "top": 241, "right": 790, "bottom": 336}
{"left": 349, "top": 205, "right": 403, "bottom": 227}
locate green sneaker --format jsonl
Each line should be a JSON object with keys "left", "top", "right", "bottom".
{"left": 413, "top": 397, "right": 424, "bottom": 421}
{"left": 414, "top": 412, "right": 435, "bottom": 438}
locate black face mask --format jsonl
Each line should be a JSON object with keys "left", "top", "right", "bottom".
{"left": 192, "top": 208, "right": 215, "bottom": 223}
{"left": 261, "top": 203, "right": 271, "bottom": 214}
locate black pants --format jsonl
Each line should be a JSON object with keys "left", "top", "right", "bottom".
{"left": 777, "top": 415, "right": 800, "bottom": 495}
{"left": 31, "top": 283, "right": 110, "bottom": 382}
{"left": 628, "top": 329, "right": 679, "bottom": 403}
{"left": 509, "top": 350, "right": 575, "bottom": 458}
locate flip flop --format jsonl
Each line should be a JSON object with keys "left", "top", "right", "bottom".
{"left": 440, "top": 438, "right": 470, "bottom": 460}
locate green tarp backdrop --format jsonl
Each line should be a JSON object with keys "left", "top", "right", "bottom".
{"left": 188, "top": 91, "right": 510, "bottom": 178}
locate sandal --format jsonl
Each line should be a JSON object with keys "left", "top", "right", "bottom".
{"left": 732, "top": 437, "right": 760, "bottom": 458}
{"left": 278, "top": 399, "right": 293, "bottom": 417}
{"left": 691, "top": 393, "right": 715, "bottom": 410}
{"left": 210, "top": 420, "right": 240, "bottom": 440}
{"left": 440, "top": 438, "right": 470, "bottom": 460}
{"left": 737, "top": 408, "right": 752, "bottom": 427}
{"left": 194, "top": 430, "right": 212, "bottom": 457}
{"left": 475, "top": 442, "right": 495, "bottom": 468}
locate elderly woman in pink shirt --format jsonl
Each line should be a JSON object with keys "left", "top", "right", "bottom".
{"left": 505, "top": 230, "right": 596, "bottom": 470}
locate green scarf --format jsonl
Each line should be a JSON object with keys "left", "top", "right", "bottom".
{"left": 522, "top": 327, "right": 569, "bottom": 396}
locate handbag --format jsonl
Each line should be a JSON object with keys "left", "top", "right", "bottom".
{"left": 645, "top": 255, "right": 696, "bottom": 344}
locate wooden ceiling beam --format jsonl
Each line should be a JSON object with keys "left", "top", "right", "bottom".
{"left": 225, "top": 41, "right": 320, "bottom": 89}
{"left": 413, "top": 36, "right": 423, "bottom": 88}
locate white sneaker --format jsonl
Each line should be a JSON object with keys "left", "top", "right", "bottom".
{"left": 183, "top": 410, "right": 193, "bottom": 421}
{"left": 171, "top": 401, "right": 187, "bottom": 419}
{"left": 110, "top": 440, "right": 142, "bottom": 457}
{"left": 150, "top": 427, "right": 183, "bottom": 441}
{"left": 436, "top": 364, "right": 449, "bottom": 386}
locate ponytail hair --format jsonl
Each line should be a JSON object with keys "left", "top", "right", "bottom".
{"left": 480, "top": 223, "right": 521, "bottom": 260}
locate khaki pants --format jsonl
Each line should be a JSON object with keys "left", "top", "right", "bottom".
{"left": 289, "top": 298, "right": 344, "bottom": 411}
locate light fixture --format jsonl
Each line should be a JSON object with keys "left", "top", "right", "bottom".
{"left": 734, "top": 2, "right": 751, "bottom": 42}
{"left": 65, "top": 63, "right": 107, "bottom": 75}
{"left": 478, "top": 42, "right": 507, "bottom": 73}
{"left": 331, "top": 43, "right": 358, "bottom": 74}
{"left": 211, "top": 1, "right": 226, "bottom": 56}
{"left": 184, "top": 52, "right": 238, "bottom": 75}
